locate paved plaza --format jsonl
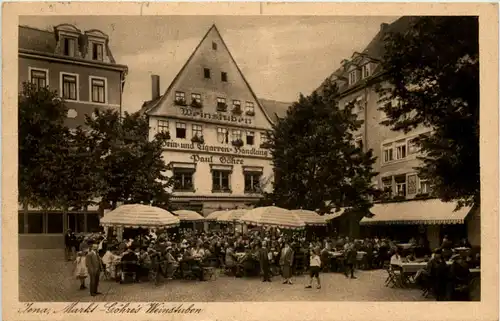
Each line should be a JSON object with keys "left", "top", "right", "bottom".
{"left": 20, "top": 250, "right": 430, "bottom": 302}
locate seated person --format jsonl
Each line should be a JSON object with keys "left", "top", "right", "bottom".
{"left": 165, "top": 247, "right": 178, "bottom": 279}
{"left": 225, "top": 244, "right": 237, "bottom": 275}
{"left": 121, "top": 247, "right": 139, "bottom": 282}
{"left": 138, "top": 247, "right": 151, "bottom": 280}
{"left": 390, "top": 249, "right": 404, "bottom": 266}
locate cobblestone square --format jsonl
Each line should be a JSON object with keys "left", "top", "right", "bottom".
{"left": 20, "top": 250, "right": 429, "bottom": 302}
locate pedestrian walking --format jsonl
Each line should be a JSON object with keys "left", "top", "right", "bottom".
{"left": 64, "top": 229, "right": 76, "bottom": 261}
{"left": 259, "top": 241, "right": 272, "bottom": 282}
{"left": 280, "top": 241, "right": 294, "bottom": 284}
{"left": 305, "top": 247, "right": 321, "bottom": 289}
{"left": 85, "top": 242, "right": 102, "bottom": 296}
{"left": 344, "top": 242, "right": 357, "bottom": 279}
{"left": 73, "top": 250, "right": 88, "bottom": 290}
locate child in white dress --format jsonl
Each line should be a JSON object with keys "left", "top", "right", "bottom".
{"left": 74, "top": 251, "right": 88, "bottom": 290}
{"left": 305, "top": 247, "right": 322, "bottom": 289}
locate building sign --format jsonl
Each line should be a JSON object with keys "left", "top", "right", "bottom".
{"left": 164, "top": 141, "right": 270, "bottom": 158}
{"left": 190, "top": 154, "right": 244, "bottom": 165}
{"left": 180, "top": 107, "right": 253, "bottom": 125}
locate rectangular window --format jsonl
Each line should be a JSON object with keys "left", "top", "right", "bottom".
{"left": 46, "top": 213, "right": 63, "bottom": 233}
{"left": 62, "top": 74, "right": 77, "bottom": 100}
{"left": 221, "top": 72, "right": 228, "bottom": 82}
{"left": 245, "top": 101, "right": 255, "bottom": 114}
{"left": 90, "top": 78, "right": 105, "bottom": 103}
{"left": 175, "top": 91, "right": 186, "bottom": 105}
{"left": 348, "top": 70, "right": 357, "bottom": 85}
{"left": 232, "top": 129, "right": 242, "bottom": 141}
{"left": 217, "top": 127, "right": 229, "bottom": 144}
{"left": 260, "top": 132, "right": 269, "bottom": 145}
{"left": 381, "top": 177, "right": 393, "bottom": 196}
{"left": 217, "top": 97, "right": 227, "bottom": 111}
{"left": 157, "top": 120, "right": 169, "bottom": 133}
{"left": 244, "top": 173, "right": 262, "bottom": 193}
{"left": 30, "top": 69, "right": 47, "bottom": 88}
{"left": 362, "top": 64, "right": 371, "bottom": 78}
{"left": 176, "top": 122, "right": 186, "bottom": 139}
{"left": 408, "top": 138, "right": 419, "bottom": 154}
{"left": 407, "top": 174, "right": 418, "bottom": 195}
{"left": 67, "top": 213, "right": 85, "bottom": 233}
{"left": 87, "top": 213, "right": 101, "bottom": 233}
{"left": 395, "top": 175, "right": 407, "bottom": 197}
{"left": 212, "top": 170, "right": 231, "bottom": 192}
{"left": 246, "top": 131, "right": 254, "bottom": 145}
{"left": 355, "top": 137, "right": 363, "bottom": 150}
{"left": 27, "top": 213, "right": 44, "bottom": 233}
{"left": 217, "top": 97, "right": 226, "bottom": 104}
{"left": 173, "top": 169, "right": 194, "bottom": 191}
{"left": 204, "top": 68, "right": 211, "bottom": 79}
{"left": 420, "top": 179, "right": 431, "bottom": 194}
{"left": 192, "top": 124, "right": 203, "bottom": 138}
{"left": 191, "top": 93, "right": 201, "bottom": 103}
{"left": 18, "top": 212, "right": 24, "bottom": 234}
{"left": 233, "top": 100, "right": 241, "bottom": 109}
{"left": 383, "top": 144, "right": 393, "bottom": 163}
{"left": 92, "top": 43, "right": 104, "bottom": 61}
{"left": 395, "top": 140, "right": 407, "bottom": 160}
{"left": 212, "top": 42, "right": 217, "bottom": 50}
{"left": 63, "top": 37, "right": 76, "bottom": 57}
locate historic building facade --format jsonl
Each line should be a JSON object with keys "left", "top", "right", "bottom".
{"left": 317, "top": 17, "right": 479, "bottom": 247}
{"left": 142, "top": 25, "right": 277, "bottom": 217}
{"left": 18, "top": 24, "right": 128, "bottom": 248}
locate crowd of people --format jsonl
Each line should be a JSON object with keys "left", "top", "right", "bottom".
{"left": 64, "top": 227, "right": 479, "bottom": 300}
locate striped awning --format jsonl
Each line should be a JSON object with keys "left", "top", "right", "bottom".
{"left": 360, "top": 199, "right": 472, "bottom": 225}
{"left": 217, "top": 209, "right": 248, "bottom": 223}
{"left": 100, "top": 204, "right": 180, "bottom": 228}
{"left": 173, "top": 210, "right": 205, "bottom": 222}
{"left": 238, "top": 206, "right": 306, "bottom": 230}
{"left": 290, "top": 209, "right": 326, "bottom": 226}
{"left": 205, "top": 210, "right": 226, "bottom": 221}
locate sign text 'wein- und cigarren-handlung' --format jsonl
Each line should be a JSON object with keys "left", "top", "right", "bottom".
{"left": 164, "top": 141, "right": 269, "bottom": 158}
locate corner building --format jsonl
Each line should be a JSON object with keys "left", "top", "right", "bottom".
{"left": 142, "top": 25, "right": 275, "bottom": 216}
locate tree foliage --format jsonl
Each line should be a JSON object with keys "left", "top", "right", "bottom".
{"left": 378, "top": 16, "right": 479, "bottom": 207}
{"left": 19, "top": 82, "right": 173, "bottom": 210}
{"left": 84, "top": 109, "right": 173, "bottom": 210}
{"left": 262, "top": 80, "right": 378, "bottom": 213}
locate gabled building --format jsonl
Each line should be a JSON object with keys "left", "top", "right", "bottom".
{"left": 142, "top": 25, "right": 278, "bottom": 216}
{"left": 18, "top": 24, "right": 128, "bottom": 127}
{"left": 18, "top": 24, "right": 128, "bottom": 249}
{"left": 316, "top": 17, "right": 479, "bottom": 248}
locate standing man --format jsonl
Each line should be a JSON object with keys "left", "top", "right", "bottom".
{"left": 344, "top": 242, "right": 357, "bottom": 279}
{"left": 280, "top": 241, "right": 294, "bottom": 284}
{"left": 259, "top": 241, "right": 272, "bottom": 282}
{"left": 85, "top": 242, "right": 102, "bottom": 296}
{"left": 64, "top": 229, "right": 76, "bottom": 261}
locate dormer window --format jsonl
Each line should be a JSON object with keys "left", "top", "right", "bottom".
{"left": 63, "top": 37, "right": 77, "bottom": 57}
{"left": 91, "top": 42, "right": 104, "bottom": 61}
{"left": 348, "top": 70, "right": 358, "bottom": 85}
{"left": 362, "top": 64, "right": 371, "bottom": 79}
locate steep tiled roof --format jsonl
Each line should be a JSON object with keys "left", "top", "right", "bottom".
{"left": 18, "top": 25, "right": 118, "bottom": 65}
{"left": 19, "top": 25, "right": 57, "bottom": 53}
{"left": 258, "top": 99, "right": 292, "bottom": 123}
{"left": 316, "top": 16, "right": 414, "bottom": 96}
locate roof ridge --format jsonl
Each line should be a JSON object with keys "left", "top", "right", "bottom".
{"left": 19, "top": 24, "right": 54, "bottom": 34}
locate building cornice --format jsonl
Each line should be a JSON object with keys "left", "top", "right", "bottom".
{"left": 19, "top": 49, "right": 128, "bottom": 73}
{"left": 151, "top": 114, "right": 271, "bottom": 132}
{"left": 170, "top": 195, "right": 262, "bottom": 201}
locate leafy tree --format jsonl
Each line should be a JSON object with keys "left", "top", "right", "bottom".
{"left": 84, "top": 109, "right": 172, "bottom": 210}
{"left": 18, "top": 83, "right": 75, "bottom": 209}
{"left": 378, "top": 16, "right": 479, "bottom": 208}
{"left": 263, "top": 80, "right": 378, "bottom": 213}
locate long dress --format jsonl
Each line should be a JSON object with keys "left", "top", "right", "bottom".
{"left": 280, "top": 248, "right": 294, "bottom": 278}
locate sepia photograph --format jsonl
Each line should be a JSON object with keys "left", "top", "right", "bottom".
{"left": 3, "top": 3, "right": 498, "bottom": 321}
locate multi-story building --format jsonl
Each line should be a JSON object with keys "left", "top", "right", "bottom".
{"left": 18, "top": 24, "right": 128, "bottom": 248}
{"left": 142, "top": 25, "right": 283, "bottom": 218}
{"left": 316, "top": 17, "right": 480, "bottom": 248}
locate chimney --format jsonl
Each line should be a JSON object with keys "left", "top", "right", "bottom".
{"left": 380, "top": 23, "right": 389, "bottom": 31}
{"left": 151, "top": 74, "right": 160, "bottom": 100}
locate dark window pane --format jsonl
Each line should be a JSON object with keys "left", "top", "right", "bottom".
{"left": 87, "top": 213, "right": 101, "bottom": 233}
{"left": 27, "top": 213, "right": 44, "bottom": 233}
{"left": 68, "top": 213, "right": 85, "bottom": 233}
{"left": 18, "top": 212, "right": 25, "bottom": 234}
{"left": 46, "top": 213, "right": 63, "bottom": 233}
{"left": 204, "top": 68, "right": 211, "bottom": 79}
{"left": 246, "top": 135, "right": 254, "bottom": 145}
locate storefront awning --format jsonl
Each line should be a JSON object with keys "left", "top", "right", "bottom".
{"left": 360, "top": 199, "right": 472, "bottom": 225}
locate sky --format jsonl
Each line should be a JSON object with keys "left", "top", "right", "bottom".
{"left": 20, "top": 15, "right": 398, "bottom": 114}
